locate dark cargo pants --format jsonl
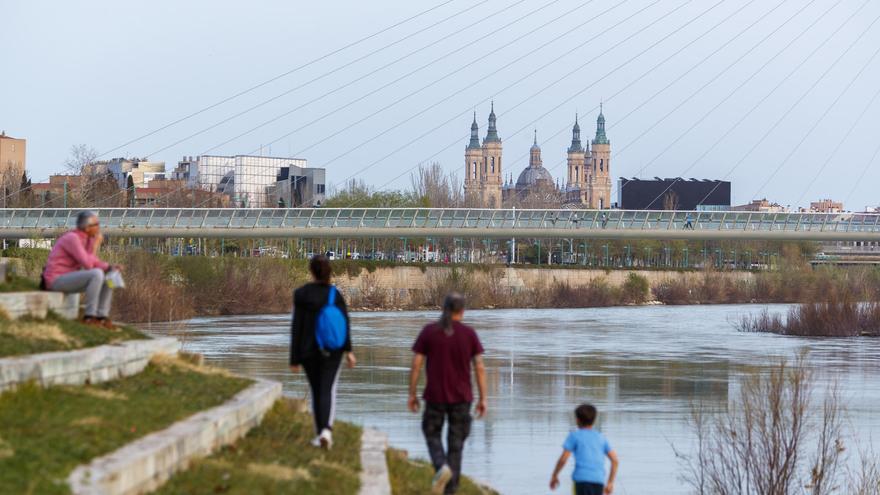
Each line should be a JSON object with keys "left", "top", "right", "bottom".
{"left": 422, "top": 402, "right": 472, "bottom": 494}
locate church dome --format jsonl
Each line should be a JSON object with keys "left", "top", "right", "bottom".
{"left": 516, "top": 166, "right": 553, "bottom": 188}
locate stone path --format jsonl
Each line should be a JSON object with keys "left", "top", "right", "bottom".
{"left": 358, "top": 428, "right": 392, "bottom": 495}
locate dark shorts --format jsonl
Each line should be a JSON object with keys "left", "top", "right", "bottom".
{"left": 575, "top": 481, "right": 604, "bottom": 495}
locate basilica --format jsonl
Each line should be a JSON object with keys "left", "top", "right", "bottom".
{"left": 463, "top": 103, "right": 612, "bottom": 209}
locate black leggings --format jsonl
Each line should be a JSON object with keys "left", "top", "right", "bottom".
{"left": 302, "top": 353, "right": 343, "bottom": 434}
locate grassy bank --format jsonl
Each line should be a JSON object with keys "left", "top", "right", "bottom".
{"left": 157, "top": 398, "right": 362, "bottom": 495}
{"left": 386, "top": 448, "right": 498, "bottom": 495}
{"left": 0, "top": 312, "right": 146, "bottom": 357}
{"left": 0, "top": 356, "right": 251, "bottom": 494}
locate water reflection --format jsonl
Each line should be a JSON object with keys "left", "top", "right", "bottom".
{"left": 148, "top": 305, "right": 880, "bottom": 495}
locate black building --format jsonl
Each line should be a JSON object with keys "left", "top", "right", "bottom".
{"left": 618, "top": 177, "right": 730, "bottom": 210}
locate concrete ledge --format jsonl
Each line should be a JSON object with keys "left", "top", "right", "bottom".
{"left": 0, "top": 337, "right": 179, "bottom": 393}
{"left": 0, "top": 291, "right": 80, "bottom": 319}
{"left": 68, "top": 379, "right": 282, "bottom": 495}
{"left": 359, "top": 428, "right": 391, "bottom": 495}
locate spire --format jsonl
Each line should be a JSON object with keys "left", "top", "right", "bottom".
{"left": 484, "top": 101, "right": 500, "bottom": 143}
{"left": 467, "top": 111, "right": 480, "bottom": 149}
{"left": 568, "top": 113, "right": 583, "bottom": 153}
{"left": 593, "top": 102, "right": 609, "bottom": 145}
{"left": 529, "top": 130, "right": 542, "bottom": 168}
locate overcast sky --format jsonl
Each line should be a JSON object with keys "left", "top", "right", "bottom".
{"left": 3, "top": 0, "right": 879, "bottom": 209}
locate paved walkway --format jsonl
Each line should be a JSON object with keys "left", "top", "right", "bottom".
{"left": 358, "top": 428, "right": 391, "bottom": 495}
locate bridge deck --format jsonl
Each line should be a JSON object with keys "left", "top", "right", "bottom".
{"left": 0, "top": 208, "right": 878, "bottom": 241}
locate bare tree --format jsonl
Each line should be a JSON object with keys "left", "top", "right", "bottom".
{"left": 64, "top": 144, "right": 102, "bottom": 205}
{"left": 676, "top": 354, "right": 847, "bottom": 495}
{"left": 663, "top": 190, "right": 680, "bottom": 210}
{"left": 410, "top": 162, "right": 463, "bottom": 208}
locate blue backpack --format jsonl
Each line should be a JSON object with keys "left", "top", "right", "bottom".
{"left": 315, "top": 286, "right": 347, "bottom": 351}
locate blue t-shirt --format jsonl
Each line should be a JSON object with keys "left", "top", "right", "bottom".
{"left": 563, "top": 428, "right": 611, "bottom": 484}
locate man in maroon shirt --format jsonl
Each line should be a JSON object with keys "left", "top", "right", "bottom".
{"left": 408, "top": 292, "right": 488, "bottom": 494}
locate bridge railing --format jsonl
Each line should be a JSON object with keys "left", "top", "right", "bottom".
{"left": 0, "top": 208, "right": 877, "bottom": 237}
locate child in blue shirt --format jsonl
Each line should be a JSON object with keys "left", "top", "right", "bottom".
{"left": 549, "top": 404, "right": 619, "bottom": 495}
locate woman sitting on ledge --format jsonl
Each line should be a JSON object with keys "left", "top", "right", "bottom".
{"left": 42, "top": 210, "right": 121, "bottom": 329}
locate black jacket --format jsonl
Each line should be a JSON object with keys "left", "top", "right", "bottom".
{"left": 290, "top": 283, "right": 352, "bottom": 365}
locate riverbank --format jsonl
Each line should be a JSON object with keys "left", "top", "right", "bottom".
{"left": 5, "top": 249, "right": 879, "bottom": 322}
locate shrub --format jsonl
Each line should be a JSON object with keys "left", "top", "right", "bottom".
{"left": 621, "top": 273, "right": 649, "bottom": 304}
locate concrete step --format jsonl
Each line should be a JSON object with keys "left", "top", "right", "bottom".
{"left": 0, "top": 291, "right": 79, "bottom": 319}
{"left": 0, "top": 337, "right": 180, "bottom": 393}
{"left": 68, "top": 379, "right": 282, "bottom": 495}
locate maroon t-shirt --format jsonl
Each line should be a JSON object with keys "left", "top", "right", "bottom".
{"left": 412, "top": 321, "right": 484, "bottom": 404}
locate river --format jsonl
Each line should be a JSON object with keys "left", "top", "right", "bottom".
{"left": 148, "top": 305, "right": 880, "bottom": 494}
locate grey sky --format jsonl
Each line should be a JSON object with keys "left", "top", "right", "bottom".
{"left": 3, "top": 0, "right": 879, "bottom": 209}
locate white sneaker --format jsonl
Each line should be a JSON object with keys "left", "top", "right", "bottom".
{"left": 310, "top": 435, "right": 321, "bottom": 447}
{"left": 319, "top": 428, "right": 333, "bottom": 450}
{"left": 431, "top": 464, "right": 452, "bottom": 494}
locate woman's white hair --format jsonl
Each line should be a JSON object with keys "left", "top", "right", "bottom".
{"left": 76, "top": 210, "right": 98, "bottom": 230}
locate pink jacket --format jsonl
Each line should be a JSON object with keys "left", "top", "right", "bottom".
{"left": 44, "top": 230, "right": 109, "bottom": 288}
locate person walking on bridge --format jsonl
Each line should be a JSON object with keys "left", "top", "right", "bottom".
{"left": 41, "top": 210, "right": 122, "bottom": 329}
{"left": 290, "top": 255, "right": 356, "bottom": 450}
{"left": 408, "top": 292, "right": 488, "bottom": 494}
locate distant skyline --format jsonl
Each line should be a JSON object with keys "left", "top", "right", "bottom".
{"left": 3, "top": 0, "right": 880, "bottom": 209}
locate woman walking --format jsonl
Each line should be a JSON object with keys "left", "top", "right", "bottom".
{"left": 290, "top": 255, "right": 356, "bottom": 449}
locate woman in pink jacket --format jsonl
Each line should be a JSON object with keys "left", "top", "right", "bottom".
{"left": 42, "top": 211, "right": 121, "bottom": 328}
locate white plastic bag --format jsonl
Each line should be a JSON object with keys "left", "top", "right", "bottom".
{"left": 105, "top": 270, "right": 126, "bottom": 289}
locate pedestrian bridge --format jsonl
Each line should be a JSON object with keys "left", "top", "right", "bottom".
{"left": 1, "top": 208, "right": 878, "bottom": 241}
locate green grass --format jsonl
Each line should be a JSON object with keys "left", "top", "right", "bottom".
{"left": 0, "top": 359, "right": 251, "bottom": 495}
{"left": 0, "top": 313, "right": 147, "bottom": 358}
{"left": 386, "top": 448, "right": 497, "bottom": 495}
{"left": 156, "top": 398, "right": 362, "bottom": 495}
{"left": 0, "top": 274, "right": 40, "bottom": 292}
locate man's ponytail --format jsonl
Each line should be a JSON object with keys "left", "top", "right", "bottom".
{"left": 439, "top": 292, "right": 466, "bottom": 335}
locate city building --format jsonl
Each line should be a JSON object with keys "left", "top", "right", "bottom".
{"left": 618, "top": 178, "right": 730, "bottom": 210}
{"left": 464, "top": 103, "right": 612, "bottom": 209}
{"left": 87, "top": 157, "right": 166, "bottom": 189}
{"left": 266, "top": 165, "right": 326, "bottom": 207}
{"left": 130, "top": 179, "right": 230, "bottom": 207}
{"left": 732, "top": 198, "right": 788, "bottom": 213}
{"left": 463, "top": 103, "right": 503, "bottom": 208}
{"left": 809, "top": 199, "right": 844, "bottom": 213}
{"left": 174, "top": 155, "right": 319, "bottom": 207}
{"left": 564, "top": 107, "right": 612, "bottom": 209}
{"left": 502, "top": 131, "right": 559, "bottom": 204}
{"left": 0, "top": 131, "right": 26, "bottom": 182}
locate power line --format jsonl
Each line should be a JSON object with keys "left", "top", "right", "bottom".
{"left": 145, "top": 0, "right": 577, "bottom": 208}
{"left": 96, "top": 0, "right": 455, "bottom": 158}
{"left": 345, "top": 0, "right": 729, "bottom": 206}
{"left": 795, "top": 82, "right": 880, "bottom": 206}
{"left": 515, "top": 0, "right": 772, "bottom": 177}
{"left": 145, "top": 0, "right": 506, "bottom": 158}
{"left": 843, "top": 135, "right": 880, "bottom": 207}
{"left": 631, "top": 0, "right": 835, "bottom": 209}
{"left": 91, "top": 0, "right": 561, "bottom": 208}
{"left": 752, "top": 37, "right": 880, "bottom": 202}
{"left": 169, "top": 0, "right": 639, "bottom": 209}
{"left": 694, "top": 0, "right": 871, "bottom": 207}
{"left": 290, "top": 0, "right": 604, "bottom": 163}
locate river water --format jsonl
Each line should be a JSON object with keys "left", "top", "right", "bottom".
{"left": 148, "top": 305, "right": 880, "bottom": 494}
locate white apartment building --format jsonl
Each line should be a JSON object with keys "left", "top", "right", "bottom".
{"left": 175, "top": 155, "right": 311, "bottom": 207}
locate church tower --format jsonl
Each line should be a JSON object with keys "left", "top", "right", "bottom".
{"left": 588, "top": 103, "right": 612, "bottom": 209}
{"left": 480, "top": 102, "right": 503, "bottom": 208}
{"left": 463, "top": 112, "right": 482, "bottom": 207}
{"left": 566, "top": 114, "right": 587, "bottom": 204}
